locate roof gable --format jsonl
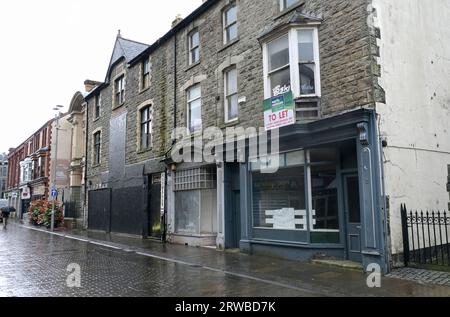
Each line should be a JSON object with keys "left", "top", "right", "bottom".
{"left": 105, "top": 33, "right": 150, "bottom": 81}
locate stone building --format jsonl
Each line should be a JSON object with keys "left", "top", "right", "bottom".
{"left": 65, "top": 80, "right": 101, "bottom": 229}
{"left": 84, "top": 0, "right": 450, "bottom": 273}
{"left": 0, "top": 153, "right": 7, "bottom": 199}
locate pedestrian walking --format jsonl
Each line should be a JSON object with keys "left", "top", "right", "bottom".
{"left": 1, "top": 207, "right": 15, "bottom": 229}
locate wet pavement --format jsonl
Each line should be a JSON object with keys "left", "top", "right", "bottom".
{"left": 1, "top": 222, "right": 450, "bottom": 297}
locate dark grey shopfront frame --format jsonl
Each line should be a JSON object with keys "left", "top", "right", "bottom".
{"left": 237, "top": 109, "right": 388, "bottom": 273}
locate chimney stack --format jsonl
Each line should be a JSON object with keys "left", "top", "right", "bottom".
{"left": 171, "top": 14, "right": 183, "bottom": 28}
{"left": 84, "top": 80, "right": 102, "bottom": 93}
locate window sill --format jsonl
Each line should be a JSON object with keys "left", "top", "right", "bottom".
{"left": 274, "top": 1, "right": 305, "bottom": 21}
{"left": 91, "top": 164, "right": 101, "bottom": 168}
{"left": 185, "top": 61, "right": 201, "bottom": 72}
{"left": 93, "top": 117, "right": 101, "bottom": 123}
{"left": 223, "top": 118, "right": 240, "bottom": 127}
{"left": 112, "top": 103, "right": 125, "bottom": 110}
{"left": 137, "top": 147, "right": 153, "bottom": 155}
{"left": 139, "top": 86, "right": 151, "bottom": 94}
{"left": 218, "top": 37, "right": 240, "bottom": 53}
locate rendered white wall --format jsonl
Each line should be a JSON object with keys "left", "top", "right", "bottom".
{"left": 372, "top": 0, "right": 450, "bottom": 255}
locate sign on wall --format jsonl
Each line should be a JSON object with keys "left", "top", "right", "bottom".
{"left": 263, "top": 91, "right": 295, "bottom": 131}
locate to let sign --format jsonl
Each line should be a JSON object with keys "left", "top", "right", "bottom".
{"left": 263, "top": 91, "right": 295, "bottom": 131}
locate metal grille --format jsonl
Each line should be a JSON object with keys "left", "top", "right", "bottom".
{"left": 174, "top": 167, "right": 216, "bottom": 191}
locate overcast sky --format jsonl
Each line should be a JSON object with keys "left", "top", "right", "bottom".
{"left": 0, "top": 0, "right": 202, "bottom": 154}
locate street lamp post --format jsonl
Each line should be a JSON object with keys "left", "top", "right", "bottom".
{"left": 51, "top": 105, "right": 64, "bottom": 232}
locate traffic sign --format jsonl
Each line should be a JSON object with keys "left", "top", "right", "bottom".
{"left": 51, "top": 188, "right": 58, "bottom": 199}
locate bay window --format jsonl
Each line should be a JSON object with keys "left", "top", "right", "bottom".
{"left": 263, "top": 27, "right": 320, "bottom": 99}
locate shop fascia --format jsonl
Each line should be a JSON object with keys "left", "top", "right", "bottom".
{"left": 171, "top": 126, "right": 281, "bottom": 173}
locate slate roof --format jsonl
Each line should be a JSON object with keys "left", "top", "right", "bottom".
{"left": 110, "top": 36, "right": 150, "bottom": 67}
{"left": 259, "top": 10, "right": 322, "bottom": 41}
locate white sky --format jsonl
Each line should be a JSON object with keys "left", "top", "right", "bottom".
{"left": 0, "top": 0, "right": 202, "bottom": 154}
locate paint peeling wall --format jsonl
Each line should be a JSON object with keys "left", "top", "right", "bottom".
{"left": 372, "top": 0, "right": 450, "bottom": 256}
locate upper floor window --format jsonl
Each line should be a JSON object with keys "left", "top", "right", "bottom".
{"left": 224, "top": 67, "right": 238, "bottom": 122}
{"left": 188, "top": 30, "right": 200, "bottom": 65}
{"left": 114, "top": 76, "right": 125, "bottom": 106}
{"left": 94, "top": 94, "right": 101, "bottom": 119}
{"left": 187, "top": 85, "right": 202, "bottom": 133}
{"left": 223, "top": 5, "right": 238, "bottom": 44}
{"left": 140, "top": 106, "right": 153, "bottom": 150}
{"left": 263, "top": 27, "right": 320, "bottom": 99}
{"left": 93, "top": 132, "right": 101, "bottom": 165}
{"left": 142, "top": 57, "right": 151, "bottom": 90}
{"left": 280, "top": 0, "right": 301, "bottom": 11}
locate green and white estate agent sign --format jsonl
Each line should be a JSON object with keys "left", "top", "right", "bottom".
{"left": 263, "top": 90, "right": 295, "bottom": 131}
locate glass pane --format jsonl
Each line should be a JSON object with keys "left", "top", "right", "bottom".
{"left": 191, "top": 47, "right": 200, "bottom": 64}
{"left": 298, "top": 30, "right": 314, "bottom": 61}
{"left": 189, "top": 99, "right": 202, "bottom": 132}
{"left": 311, "top": 164, "right": 339, "bottom": 230}
{"left": 188, "top": 85, "right": 201, "bottom": 101}
{"left": 226, "top": 68, "right": 238, "bottom": 94}
{"left": 141, "top": 130, "right": 147, "bottom": 149}
{"left": 347, "top": 176, "right": 361, "bottom": 223}
{"left": 252, "top": 166, "right": 306, "bottom": 230}
{"left": 268, "top": 35, "right": 289, "bottom": 71}
{"left": 310, "top": 148, "right": 337, "bottom": 163}
{"left": 225, "top": 6, "right": 237, "bottom": 25}
{"left": 175, "top": 190, "right": 200, "bottom": 234}
{"left": 190, "top": 31, "right": 199, "bottom": 48}
{"left": 284, "top": 0, "right": 300, "bottom": 9}
{"left": 227, "top": 94, "right": 239, "bottom": 120}
{"left": 226, "top": 24, "right": 238, "bottom": 42}
{"left": 286, "top": 150, "right": 305, "bottom": 167}
{"left": 270, "top": 67, "right": 291, "bottom": 97}
{"left": 200, "top": 189, "right": 218, "bottom": 234}
{"left": 300, "top": 64, "right": 315, "bottom": 95}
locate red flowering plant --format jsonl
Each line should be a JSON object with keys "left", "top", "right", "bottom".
{"left": 28, "top": 200, "right": 64, "bottom": 228}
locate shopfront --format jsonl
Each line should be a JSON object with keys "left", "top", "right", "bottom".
{"left": 235, "top": 109, "right": 388, "bottom": 272}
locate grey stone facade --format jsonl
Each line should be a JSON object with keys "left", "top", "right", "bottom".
{"left": 84, "top": 0, "right": 387, "bottom": 267}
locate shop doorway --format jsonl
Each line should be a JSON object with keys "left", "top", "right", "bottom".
{"left": 224, "top": 163, "right": 241, "bottom": 249}
{"left": 148, "top": 174, "right": 162, "bottom": 240}
{"left": 343, "top": 174, "right": 362, "bottom": 262}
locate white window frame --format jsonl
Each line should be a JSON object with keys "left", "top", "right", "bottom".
{"left": 279, "top": 0, "right": 301, "bottom": 11}
{"left": 188, "top": 30, "right": 200, "bottom": 65}
{"left": 263, "top": 27, "right": 321, "bottom": 99}
{"left": 187, "top": 85, "right": 202, "bottom": 134}
{"left": 139, "top": 105, "right": 153, "bottom": 151}
{"left": 142, "top": 57, "right": 151, "bottom": 90}
{"left": 94, "top": 94, "right": 101, "bottom": 119}
{"left": 223, "top": 4, "right": 238, "bottom": 44}
{"left": 224, "top": 66, "right": 239, "bottom": 123}
{"left": 114, "top": 75, "right": 125, "bottom": 106}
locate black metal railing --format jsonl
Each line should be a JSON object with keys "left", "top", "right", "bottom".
{"left": 401, "top": 204, "right": 450, "bottom": 267}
